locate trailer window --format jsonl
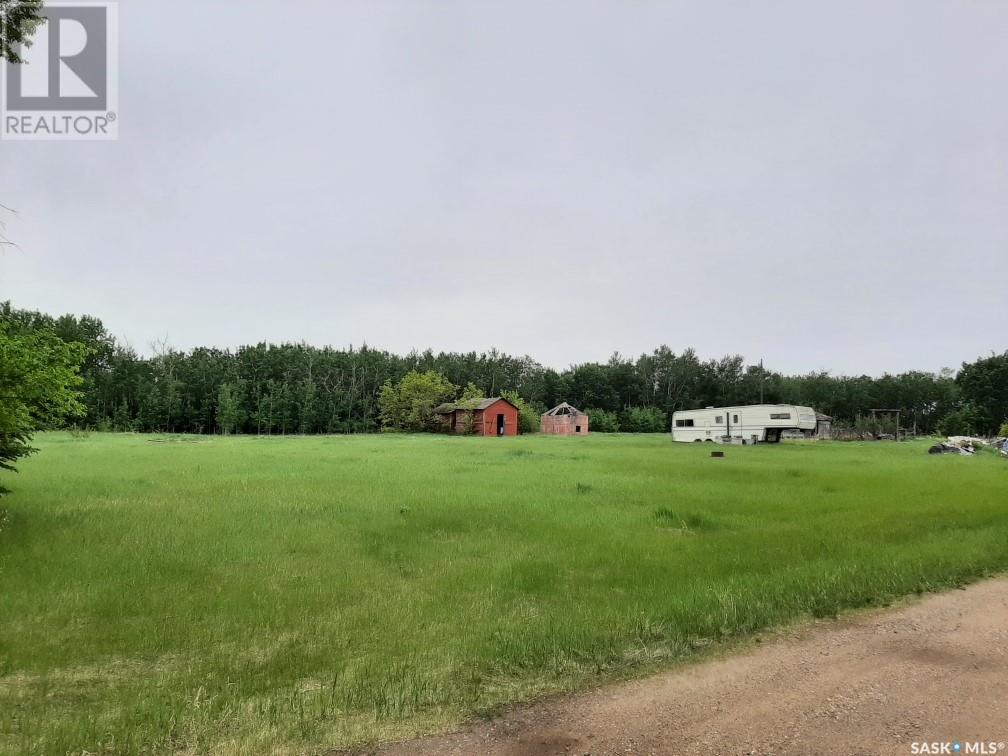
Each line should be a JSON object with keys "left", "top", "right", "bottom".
{"left": 675, "top": 419, "right": 695, "bottom": 427}
{"left": 770, "top": 412, "right": 791, "bottom": 420}
{"left": 733, "top": 414, "right": 739, "bottom": 423}
{"left": 715, "top": 415, "right": 723, "bottom": 424}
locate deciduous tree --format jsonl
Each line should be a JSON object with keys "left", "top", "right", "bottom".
{"left": 0, "top": 323, "right": 86, "bottom": 489}
{"left": 378, "top": 370, "right": 455, "bottom": 432}
{"left": 0, "top": 1, "right": 45, "bottom": 65}
{"left": 216, "top": 382, "right": 245, "bottom": 435}
{"left": 956, "top": 353, "right": 1008, "bottom": 435}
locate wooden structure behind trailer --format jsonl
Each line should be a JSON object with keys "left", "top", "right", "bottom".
{"left": 540, "top": 402, "right": 589, "bottom": 435}
{"left": 816, "top": 413, "right": 833, "bottom": 439}
{"left": 434, "top": 397, "right": 519, "bottom": 436}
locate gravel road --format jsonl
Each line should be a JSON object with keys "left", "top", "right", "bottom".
{"left": 370, "top": 578, "right": 1008, "bottom": 756}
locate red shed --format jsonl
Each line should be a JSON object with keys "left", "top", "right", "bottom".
{"left": 434, "top": 397, "right": 519, "bottom": 436}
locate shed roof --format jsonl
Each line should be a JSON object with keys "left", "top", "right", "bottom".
{"left": 543, "top": 402, "right": 585, "bottom": 417}
{"left": 434, "top": 397, "right": 517, "bottom": 414}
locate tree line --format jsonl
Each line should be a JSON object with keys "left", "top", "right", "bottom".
{"left": 2, "top": 301, "right": 1006, "bottom": 438}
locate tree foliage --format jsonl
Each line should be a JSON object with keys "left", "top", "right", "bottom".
{"left": 216, "top": 382, "right": 246, "bottom": 435}
{"left": 936, "top": 406, "right": 987, "bottom": 438}
{"left": 0, "top": 0, "right": 45, "bottom": 64}
{"left": 619, "top": 406, "right": 666, "bottom": 433}
{"left": 460, "top": 382, "right": 483, "bottom": 401}
{"left": 0, "top": 321, "right": 86, "bottom": 485}
{"left": 955, "top": 352, "right": 1008, "bottom": 435}
{"left": 378, "top": 370, "right": 455, "bottom": 432}
{"left": 585, "top": 408, "right": 620, "bottom": 433}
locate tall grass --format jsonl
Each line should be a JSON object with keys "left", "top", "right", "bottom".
{"left": 0, "top": 433, "right": 1005, "bottom": 754}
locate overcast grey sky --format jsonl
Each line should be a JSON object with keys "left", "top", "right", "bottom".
{"left": 1, "top": 0, "right": 1006, "bottom": 374}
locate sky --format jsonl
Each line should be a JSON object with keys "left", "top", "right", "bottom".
{"left": 1, "top": 0, "right": 1006, "bottom": 375}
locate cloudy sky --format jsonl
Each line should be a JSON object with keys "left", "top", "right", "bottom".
{"left": 1, "top": 0, "right": 1006, "bottom": 374}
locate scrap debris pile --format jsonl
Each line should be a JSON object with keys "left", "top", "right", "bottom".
{"left": 928, "top": 436, "right": 1008, "bottom": 457}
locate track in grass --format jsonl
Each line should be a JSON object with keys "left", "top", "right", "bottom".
{"left": 1, "top": 433, "right": 1005, "bottom": 754}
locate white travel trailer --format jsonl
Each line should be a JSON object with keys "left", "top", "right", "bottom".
{"left": 670, "top": 404, "right": 818, "bottom": 444}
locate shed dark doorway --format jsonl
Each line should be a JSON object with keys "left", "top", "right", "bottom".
{"left": 496, "top": 413, "right": 505, "bottom": 435}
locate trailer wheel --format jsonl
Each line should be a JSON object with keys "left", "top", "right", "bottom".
{"left": 693, "top": 439, "right": 702, "bottom": 443}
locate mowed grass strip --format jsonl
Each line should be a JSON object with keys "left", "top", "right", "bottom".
{"left": 0, "top": 433, "right": 1005, "bottom": 754}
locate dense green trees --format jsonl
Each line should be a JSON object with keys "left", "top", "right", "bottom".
{"left": 0, "top": 0, "right": 45, "bottom": 64}
{"left": 585, "top": 409, "right": 620, "bottom": 433}
{"left": 576, "top": 405, "right": 665, "bottom": 433}
{"left": 937, "top": 406, "right": 988, "bottom": 437}
{"left": 1, "top": 302, "right": 1001, "bottom": 437}
{"left": 216, "top": 383, "right": 246, "bottom": 435}
{"left": 619, "top": 406, "right": 667, "bottom": 433}
{"left": 0, "top": 319, "right": 86, "bottom": 488}
{"left": 955, "top": 353, "right": 1008, "bottom": 435}
{"left": 378, "top": 370, "right": 455, "bottom": 432}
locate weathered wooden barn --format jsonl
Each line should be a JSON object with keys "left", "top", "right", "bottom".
{"left": 815, "top": 413, "right": 833, "bottom": 439}
{"left": 540, "top": 402, "right": 589, "bottom": 435}
{"left": 434, "top": 397, "right": 519, "bottom": 436}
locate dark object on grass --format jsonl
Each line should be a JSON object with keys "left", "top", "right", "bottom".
{"left": 711, "top": 451, "right": 724, "bottom": 458}
{"left": 928, "top": 443, "right": 972, "bottom": 456}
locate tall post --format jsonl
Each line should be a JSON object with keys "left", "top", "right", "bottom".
{"left": 759, "top": 358, "right": 764, "bottom": 404}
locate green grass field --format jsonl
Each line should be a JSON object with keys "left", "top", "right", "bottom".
{"left": 1, "top": 433, "right": 1006, "bottom": 754}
